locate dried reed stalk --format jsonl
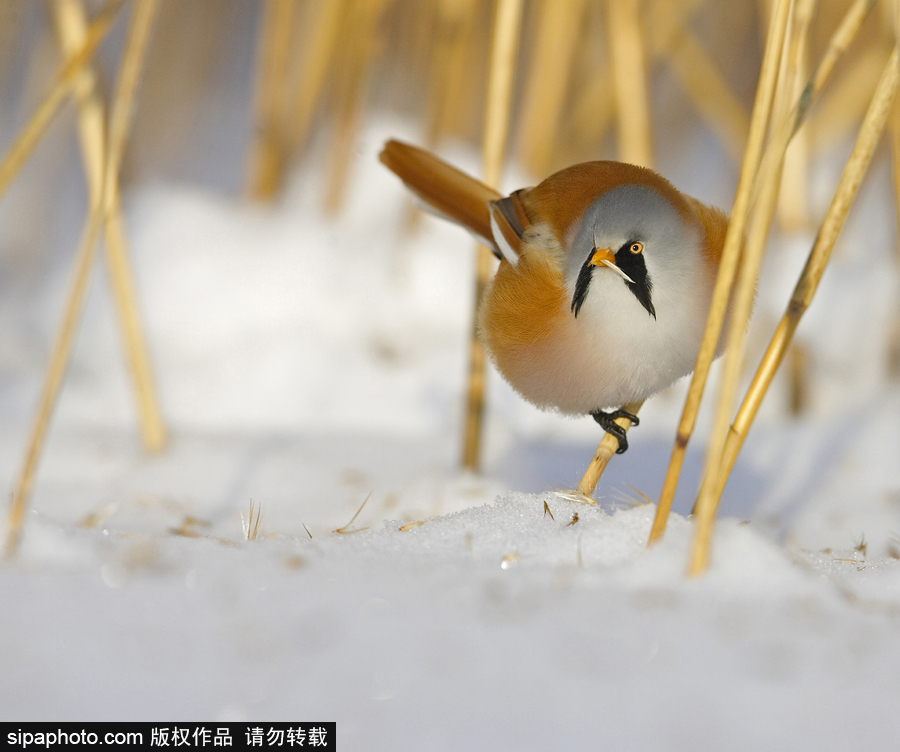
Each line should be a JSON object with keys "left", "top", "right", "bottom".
{"left": 53, "top": 0, "right": 166, "bottom": 453}
{"left": 890, "top": 102, "right": 900, "bottom": 261}
{"left": 0, "top": 0, "right": 124, "bottom": 199}
{"left": 707, "top": 46, "right": 900, "bottom": 514}
{"left": 648, "top": 0, "right": 793, "bottom": 546}
{"left": 606, "top": 0, "right": 653, "bottom": 166}
{"left": 5, "top": 0, "right": 157, "bottom": 557}
{"left": 687, "top": 0, "right": 813, "bottom": 571}
{"left": 647, "top": 0, "right": 750, "bottom": 165}
{"left": 688, "top": 0, "right": 887, "bottom": 575}
{"left": 403, "top": 0, "right": 478, "bottom": 231}
{"left": 323, "top": 0, "right": 389, "bottom": 214}
{"left": 567, "top": 65, "right": 616, "bottom": 158}
{"left": 287, "top": 0, "right": 346, "bottom": 153}
{"left": 516, "top": 0, "right": 584, "bottom": 176}
{"left": 788, "top": 342, "right": 808, "bottom": 415}
{"left": 773, "top": 0, "right": 815, "bottom": 230}
{"left": 248, "top": 0, "right": 296, "bottom": 200}
{"left": 461, "top": 0, "right": 523, "bottom": 471}
{"left": 576, "top": 401, "right": 642, "bottom": 496}
{"left": 650, "top": 0, "right": 876, "bottom": 545}
{"left": 424, "top": 0, "right": 481, "bottom": 148}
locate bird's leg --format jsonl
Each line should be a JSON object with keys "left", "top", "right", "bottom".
{"left": 590, "top": 409, "right": 640, "bottom": 454}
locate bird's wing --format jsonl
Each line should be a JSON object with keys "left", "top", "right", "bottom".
{"left": 380, "top": 140, "right": 529, "bottom": 263}
{"left": 488, "top": 190, "right": 531, "bottom": 266}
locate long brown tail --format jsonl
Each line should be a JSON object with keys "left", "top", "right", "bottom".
{"left": 379, "top": 140, "right": 501, "bottom": 246}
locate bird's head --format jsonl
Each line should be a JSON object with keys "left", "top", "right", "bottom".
{"left": 565, "top": 183, "right": 705, "bottom": 322}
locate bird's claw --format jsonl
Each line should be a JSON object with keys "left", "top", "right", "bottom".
{"left": 590, "top": 409, "right": 640, "bottom": 454}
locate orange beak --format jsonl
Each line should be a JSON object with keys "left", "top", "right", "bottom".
{"left": 589, "top": 247, "right": 635, "bottom": 284}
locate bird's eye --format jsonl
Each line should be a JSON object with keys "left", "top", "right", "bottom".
{"left": 629, "top": 242, "right": 643, "bottom": 255}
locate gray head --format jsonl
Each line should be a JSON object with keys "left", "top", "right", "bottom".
{"left": 564, "top": 184, "right": 703, "bottom": 320}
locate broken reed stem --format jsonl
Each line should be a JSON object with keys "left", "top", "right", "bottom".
{"left": 576, "top": 401, "right": 643, "bottom": 496}
{"left": 649, "top": 0, "right": 793, "bottom": 546}
{"left": 5, "top": 0, "right": 157, "bottom": 558}
{"left": 248, "top": 0, "right": 296, "bottom": 200}
{"left": 714, "top": 46, "right": 900, "bottom": 499}
{"left": 607, "top": 0, "right": 653, "bottom": 166}
{"left": 461, "top": 0, "right": 523, "bottom": 471}
{"left": 0, "top": 0, "right": 125, "bottom": 199}
{"left": 54, "top": 0, "right": 166, "bottom": 453}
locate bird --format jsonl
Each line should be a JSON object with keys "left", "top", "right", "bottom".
{"left": 379, "top": 140, "right": 728, "bottom": 452}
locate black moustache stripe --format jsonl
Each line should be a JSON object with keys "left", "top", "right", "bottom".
{"left": 616, "top": 247, "right": 656, "bottom": 319}
{"left": 571, "top": 251, "right": 595, "bottom": 318}
{"left": 570, "top": 243, "right": 656, "bottom": 320}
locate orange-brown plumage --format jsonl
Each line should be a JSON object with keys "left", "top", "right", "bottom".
{"left": 380, "top": 140, "right": 729, "bottom": 445}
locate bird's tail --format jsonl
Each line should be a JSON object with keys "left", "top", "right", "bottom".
{"left": 379, "top": 140, "right": 501, "bottom": 249}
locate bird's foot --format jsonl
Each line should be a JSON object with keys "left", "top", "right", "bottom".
{"left": 590, "top": 409, "right": 640, "bottom": 454}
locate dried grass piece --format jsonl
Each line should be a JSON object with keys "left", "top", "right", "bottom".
{"left": 242, "top": 500, "right": 263, "bottom": 540}
{"left": 334, "top": 492, "right": 372, "bottom": 534}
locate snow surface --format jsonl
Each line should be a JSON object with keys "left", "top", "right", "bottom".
{"left": 2, "top": 118, "right": 900, "bottom": 748}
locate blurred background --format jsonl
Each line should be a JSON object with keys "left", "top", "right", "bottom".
{"left": 1, "top": 0, "right": 899, "bottom": 550}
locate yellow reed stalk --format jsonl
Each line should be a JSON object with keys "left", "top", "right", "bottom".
{"left": 788, "top": 342, "right": 808, "bottom": 415}
{"left": 54, "top": 0, "right": 166, "bottom": 453}
{"left": 649, "top": 0, "right": 793, "bottom": 545}
{"left": 750, "top": 0, "right": 877, "bottom": 207}
{"left": 711, "top": 46, "right": 900, "bottom": 505}
{"left": 0, "top": 0, "right": 124, "bottom": 200}
{"left": 567, "top": 64, "right": 616, "bottom": 157}
{"left": 461, "top": 0, "right": 523, "bottom": 471}
{"left": 773, "top": 0, "right": 815, "bottom": 230}
{"left": 689, "top": 0, "right": 835, "bottom": 575}
{"left": 606, "top": 0, "right": 653, "bottom": 167}
{"left": 287, "top": 0, "right": 346, "bottom": 153}
{"left": 516, "top": 0, "right": 585, "bottom": 177}
{"left": 890, "top": 101, "right": 900, "bottom": 267}
{"left": 575, "top": 402, "right": 642, "bottom": 496}
{"left": 247, "top": 0, "right": 296, "bottom": 200}
{"left": 424, "top": 0, "right": 480, "bottom": 147}
{"left": 323, "top": 0, "right": 390, "bottom": 214}
{"left": 650, "top": 0, "right": 875, "bottom": 545}
{"left": 5, "top": 0, "right": 158, "bottom": 557}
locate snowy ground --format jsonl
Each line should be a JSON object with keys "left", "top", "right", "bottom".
{"left": 2, "top": 120, "right": 900, "bottom": 748}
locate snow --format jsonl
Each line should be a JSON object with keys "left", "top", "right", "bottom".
{"left": 2, "top": 119, "right": 900, "bottom": 748}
